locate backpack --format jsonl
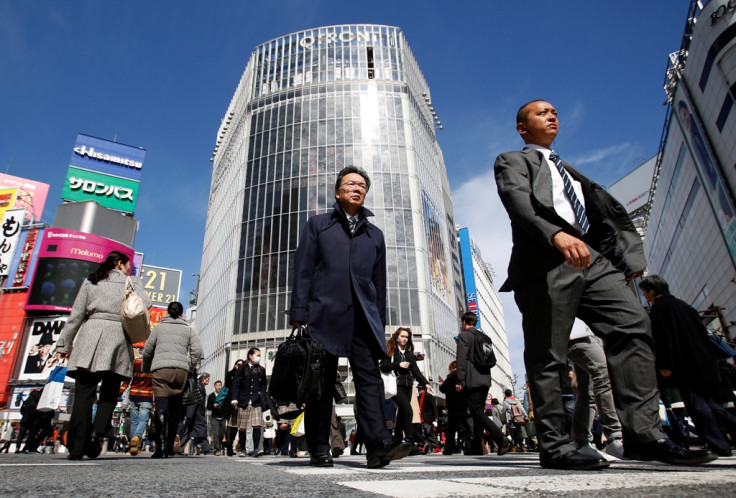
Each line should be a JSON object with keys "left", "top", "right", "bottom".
{"left": 471, "top": 329, "right": 497, "bottom": 371}
{"left": 510, "top": 402, "right": 526, "bottom": 425}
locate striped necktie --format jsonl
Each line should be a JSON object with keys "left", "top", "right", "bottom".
{"left": 549, "top": 153, "right": 590, "bottom": 233}
{"left": 348, "top": 216, "right": 357, "bottom": 234}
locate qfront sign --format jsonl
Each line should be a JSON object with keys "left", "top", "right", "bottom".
{"left": 298, "top": 28, "right": 398, "bottom": 49}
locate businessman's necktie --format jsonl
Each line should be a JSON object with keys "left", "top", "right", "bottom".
{"left": 549, "top": 153, "right": 590, "bottom": 233}
{"left": 348, "top": 216, "right": 357, "bottom": 234}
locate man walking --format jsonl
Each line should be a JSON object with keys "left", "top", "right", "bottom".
{"left": 289, "top": 166, "right": 412, "bottom": 468}
{"left": 639, "top": 275, "right": 736, "bottom": 456}
{"left": 493, "top": 99, "right": 715, "bottom": 470}
{"left": 455, "top": 311, "right": 509, "bottom": 456}
{"left": 207, "top": 380, "right": 227, "bottom": 455}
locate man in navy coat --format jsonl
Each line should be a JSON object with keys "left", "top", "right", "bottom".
{"left": 290, "top": 166, "right": 412, "bottom": 468}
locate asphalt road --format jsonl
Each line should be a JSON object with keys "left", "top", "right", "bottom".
{"left": 1, "top": 450, "right": 735, "bottom": 497}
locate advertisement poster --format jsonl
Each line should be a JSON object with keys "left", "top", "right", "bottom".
{"left": 8, "top": 228, "right": 43, "bottom": 287}
{"left": 17, "top": 316, "right": 70, "bottom": 382}
{"left": 61, "top": 167, "right": 140, "bottom": 213}
{"left": 68, "top": 134, "right": 146, "bottom": 182}
{"left": 140, "top": 264, "right": 182, "bottom": 309}
{"left": 0, "top": 187, "right": 18, "bottom": 220}
{"left": 673, "top": 85, "right": 736, "bottom": 267}
{"left": 25, "top": 228, "right": 134, "bottom": 313}
{"left": 421, "top": 190, "right": 451, "bottom": 307}
{"left": 0, "top": 209, "right": 26, "bottom": 277}
{"left": 0, "top": 173, "right": 50, "bottom": 222}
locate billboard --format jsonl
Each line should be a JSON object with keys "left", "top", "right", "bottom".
{"left": 0, "top": 187, "right": 18, "bottom": 220}
{"left": 608, "top": 156, "right": 657, "bottom": 216}
{"left": 61, "top": 167, "right": 140, "bottom": 213}
{"left": 17, "top": 316, "right": 70, "bottom": 381}
{"left": 68, "top": 134, "right": 145, "bottom": 182}
{"left": 0, "top": 173, "right": 50, "bottom": 222}
{"left": 458, "top": 227, "right": 481, "bottom": 327}
{"left": 0, "top": 290, "right": 28, "bottom": 406}
{"left": 421, "top": 190, "right": 452, "bottom": 307}
{"left": 25, "top": 228, "right": 134, "bottom": 313}
{"left": 140, "top": 264, "right": 182, "bottom": 309}
{"left": 8, "top": 228, "right": 44, "bottom": 287}
{"left": 0, "top": 209, "right": 26, "bottom": 277}
{"left": 673, "top": 85, "right": 736, "bottom": 267}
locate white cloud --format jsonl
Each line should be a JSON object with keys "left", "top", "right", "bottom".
{"left": 452, "top": 172, "right": 527, "bottom": 383}
{"left": 568, "top": 142, "right": 632, "bottom": 166}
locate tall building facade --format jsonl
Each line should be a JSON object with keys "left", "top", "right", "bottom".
{"left": 457, "top": 227, "right": 512, "bottom": 398}
{"left": 198, "top": 25, "right": 466, "bottom": 393}
{"left": 644, "top": 1, "right": 736, "bottom": 334}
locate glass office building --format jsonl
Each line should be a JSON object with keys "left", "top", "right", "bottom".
{"left": 197, "top": 25, "right": 466, "bottom": 394}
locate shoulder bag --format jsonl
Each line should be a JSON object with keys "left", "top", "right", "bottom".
{"left": 121, "top": 276, "right": 151, "bottom": 343}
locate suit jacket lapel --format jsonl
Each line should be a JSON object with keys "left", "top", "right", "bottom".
{"left": 526, "top": 148, "right": 555, "bottom": 211}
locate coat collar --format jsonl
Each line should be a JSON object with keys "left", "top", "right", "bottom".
{"left": 331, "top": 202, "right": 375, "bottom": 236}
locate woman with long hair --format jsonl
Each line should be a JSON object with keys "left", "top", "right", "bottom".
{"left": 55, "top": 251, "right": 150, "bottom": 460}
{"left": 380, "top": 327, "right": 433, "bottom": 450}
{"left": 141, "top": 301, "right": 202, "bottom": 458}
{"left": 231, "top": 347, "right": 267, "bottom": 457}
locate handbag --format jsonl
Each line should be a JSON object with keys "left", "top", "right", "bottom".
{"left": 121, "top": 276, "right": 151, "bottom": 344}
{"left": 182, "top": 370, "right": 203, "bottom": 406}
{"left": 269, "top": 326, "right": 325, "bottom": 404}
{"left": 290, "top": 411, "right": 305, "bottom": 437}
{"left": 38, "top": 365, "right": 67, "bottom": 411}
{"left": 381, "top": 370, "right": 397, "bottom": 399}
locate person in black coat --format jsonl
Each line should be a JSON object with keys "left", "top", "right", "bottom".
{"left": 15, "top": 390, "right": 41, "bottom": 453}
{"left": 184, "top": 373, "right": 212, "bottom": 455}
{"left": 439, "top": 361, "right": 472, "bottom": 455}
{"left": 223, "top": 359, "right": 244, "bottom": 456}
{"left": 289, "top": 166, "right": 413, "bottom": 469}
{"left": 380, "top": 327, "right": 433, "bottom": 449}
{"left": 231, "top": 349, "right": 267, "bottom": 457}
{"left": 640, "top": 275, "right": 736, "bottom": 456}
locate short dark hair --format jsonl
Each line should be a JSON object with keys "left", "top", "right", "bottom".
{"left": 461, "top": 311, "right": 478, "bottom": 327}
{"left": 167, "top": 301, "right": 184, "bottom": 319}
{"left": 639, "top": 275, "right": 670, "bottom": 296}
{"left": 516, "top": 99, "right": 546, "bottom": 125}
{"left": 335, "top": 166, "right": 371, "bottom": 193}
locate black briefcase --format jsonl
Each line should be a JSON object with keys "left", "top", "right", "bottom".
{"left": 268, "top": 326, "right": 325, "bottom": 404}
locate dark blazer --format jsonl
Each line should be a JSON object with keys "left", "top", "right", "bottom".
{"left": 231, "top": 364, "right": 267, "bottom": 408}
{"left": 456, "top": 327, "right": 491, "bottom": 389}
{"left": 649, "top": 294, "right": 720, "bottom": 389}
{"left": 494, "top": 148, "right": 646, "bottom": 291}
{"left": 186, "top": 383, "right": 208, "bottom": 439}
{"left": 290, "top": 202, "right": 387, "bottom": 357}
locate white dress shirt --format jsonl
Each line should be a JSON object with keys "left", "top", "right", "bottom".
{"left": 525, "top": 144, "right": 586, "bottom": 232}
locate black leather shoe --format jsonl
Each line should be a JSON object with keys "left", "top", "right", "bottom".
{"left": 85, "top": 433, "right": 102, "bottom": 459}
{"left": 497, "top": 437, "right": 511, "bottom": 456}
{"left": 309, "top": 452, "right": 334, "bottom": 467}
{"left": 625, "top": 438, "right": 717, "bottom": 466}
{"left": 67, "top": 454, "right": 84, "bottom": 460}
{"left": 540, "top": 449, "right": 610, "bottom": 470}
{"left": 366, "top": 440, "right": 413, "bottom": 469}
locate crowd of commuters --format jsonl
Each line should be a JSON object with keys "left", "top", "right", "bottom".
{"left": 4, "top": 147, "right": 736, "bottom": 471}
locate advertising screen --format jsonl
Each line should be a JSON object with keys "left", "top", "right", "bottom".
{"left": 17, "top": 316, "right": 71, "bottom": 382}
{"left": 68, "top": 134, "right": 146, "bottom": 182}
{"left": 61, "top": 166, "right": 140, "bottom": 213}
{"left": 25, "top": 228, "right": 134, "bottom": 313}
{"left": 0, "top": 173, "right": 50, "bottom": 222}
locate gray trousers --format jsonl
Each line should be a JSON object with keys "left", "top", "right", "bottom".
{"left": 514, "top": 251, "right": 666, "bottom": 459}
{"left": 568, "top": 335, "right": 623, "bottom": 447}
{"left": 211, "top": 417, "right": 226, "bottom": 451}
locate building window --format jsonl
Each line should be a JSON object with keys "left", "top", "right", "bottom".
{"left": 716, "top": 93, "right": 733, "bottom": 132}
{"left": 692, "top": 284, "right": 709, "bottom": 310}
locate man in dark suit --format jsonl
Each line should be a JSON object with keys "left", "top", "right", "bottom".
{"left": 290, "top": 166, "right": 413, "bottom": 468}
{"left": 494, "top": 99, "right": 716, "bottom": 469}
{"left": 640, "top": 275, "right": 736, "bottom": 456}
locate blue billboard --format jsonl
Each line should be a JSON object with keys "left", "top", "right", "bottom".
{"left": 458, "top": 227, "right": 480, "bottom": 328}
{"left": 68, "top": 134, "right": 146, "bottom": 182}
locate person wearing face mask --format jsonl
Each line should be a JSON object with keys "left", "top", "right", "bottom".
{"left": 231, "top": 348, "right": 267, "bottom": 457}
{"left": 55, "top": 251, "right": 151, "bottom": 460}
{"left": 223, "top": 359, "right": 244, "bottom": 456}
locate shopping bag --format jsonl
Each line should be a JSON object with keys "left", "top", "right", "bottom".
{"left": 290, "top": 411, "right": 305, "bottom": 437}
{"left": 38, "top": 365, "right": 67, "bottom": 411}
{"left": 121, "top": 276, "right": 151, "bottom": 343}
{"left": 381, "top": 371, "right": 397, "bottom": 399}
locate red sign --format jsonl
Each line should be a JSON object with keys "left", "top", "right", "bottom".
{"left": 0, "top": 290, "right": 28, "bottom": 406}
{"left": 149, "top": 307, "right": 167, "bottom": 328}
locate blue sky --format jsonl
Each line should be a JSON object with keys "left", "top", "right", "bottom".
{"left": 1, "top": 1, "right": 689, "bottom": 380}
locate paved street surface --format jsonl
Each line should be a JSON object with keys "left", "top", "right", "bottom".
{"left": 1, "top": 451, "right": 735, "bottom": 497}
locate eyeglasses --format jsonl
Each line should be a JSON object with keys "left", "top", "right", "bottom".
{"left": 340, "top": 181, "right": 367, "bottom": 192}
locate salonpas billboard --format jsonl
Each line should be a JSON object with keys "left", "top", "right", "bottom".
{"left": 61, "top": 134, "right": 146, "bottom": 214}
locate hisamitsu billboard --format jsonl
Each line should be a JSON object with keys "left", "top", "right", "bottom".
{"left": 69, "top": 134, "right": 146, "bottom": 182}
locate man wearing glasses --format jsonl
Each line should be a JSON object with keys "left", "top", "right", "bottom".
{"left": 290, "top": 166, "right": 413, "bottom": 469}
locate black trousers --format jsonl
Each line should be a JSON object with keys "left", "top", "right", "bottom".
{"left": 465, "top": 387, "right": 504, "bottom": 445}
{"left": 680, "top": 386, "right": 736, "bottom": 455}
{"left": 305, "top": 324, "right": 390, "bottom": 455}
{"left": 67, "top": 370, "right": 122, "bottom": 457}
{"left": 393, "top": 385, "right": 415, "bottom": 442}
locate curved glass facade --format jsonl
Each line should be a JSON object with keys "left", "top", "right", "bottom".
{"left": 198, "top": 25, "right": 466, "bottom": 394}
